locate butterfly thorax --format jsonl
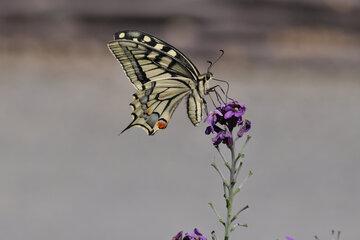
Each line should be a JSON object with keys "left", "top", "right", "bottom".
{"left": 197, "top": 72, "right": 212, "bottom": 98}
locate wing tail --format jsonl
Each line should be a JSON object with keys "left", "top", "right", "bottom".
{"left": 122, "top": 80, "right": 191, "bottom": 135}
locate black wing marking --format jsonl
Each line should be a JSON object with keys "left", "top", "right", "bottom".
{"left": 114, "top": 30, "right": 200, "bottom": 77}
{"left": 108, "top": 30, "right": 201, "bottom": 90}
{"left": 122, "top": 78, "right": 193, "bottom": 135}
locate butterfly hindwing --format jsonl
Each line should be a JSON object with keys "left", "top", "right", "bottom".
{"left": 123, "top": 78, "right": 193, "bottom": 135}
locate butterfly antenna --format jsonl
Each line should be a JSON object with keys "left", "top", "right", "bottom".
{"left": 207, "top": 60, "right": 213, "bottom": 73}
{"left": 208, "top": 92, "right": 218, "bottom": 108}
{"left": 207, "top": 84, "right": 234, "bottom": 106}
{"left": 213, "top": 50, "right": 224, "bottom": 66}
{"left": 207, "top": 50, "right": 225, "bottom": 73}
{"left": 209, "top": 87, "right": 223, "bottom": 105}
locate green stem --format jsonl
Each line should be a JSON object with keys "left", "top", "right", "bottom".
{"left": 211, "top": 135, "right": 251, "bottom": 240}
{"left": 224, "top": 139, "right": 237, "bottom": 240}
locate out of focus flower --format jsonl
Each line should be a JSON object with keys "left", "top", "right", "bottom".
{"left": 172, "top": 231, "right": 183, "bottom": 240}
{"left": 172, "top": 229, "right": 207, "bottom": 240}
{"left": 184, "top": 228, "right": 207, "bottom": 240}
{"left": 286, "top": 236, "right": 295, "bottom": 240}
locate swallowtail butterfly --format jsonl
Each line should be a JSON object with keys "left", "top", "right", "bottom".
{"left": 108, "top": 30, "right": 215, "bottom": 135}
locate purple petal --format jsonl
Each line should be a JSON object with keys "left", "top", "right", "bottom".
{"left": 244, "top": 119, "right": 251, "bottom": 131}
{"left": 193, "top": 228, "right": 202, "bottom": 236}
{"left": 237, "top": 120, "right": 251, "bottom": 138}
{"left": 213, "top": 125, "right": 222, "bottom": 133}
{"left": 172, "top": 231, "right": 183, "bottom": 240}
{"left": 224, "top": 129, "right": 232, "bottom": 138}
{"left": 184, "top": 231, "right": 196, "bottom": 239}
{"left": 212, "top": 133, "right": 222, "bottom": 146}
{"left": 234, "top": 110, "right": 245, "bottom": 117}
{"left": 214, "top": 109, "right": 223, "bottom": 116}
{"left": 223, "top": 105, "right": 233, "bottom": 112}
{"left": 212, "top": 130, "right": 230, "bottom": 146}
{"left": 205, "top": 110, "right": 222, "bottom": 126}
{"left": 224, "top": 111, "right": 234, "bottom": 119}
{"left": 225, "top": 136, "right": 233, "bottom": 147}
{"left": 205, "top": 114, "right": 214, "bottom": 125}
{"left": 184, "top": 229, "right": 207, "bottom": 240}
{"left": 205, "top": 126, "right": 213, "bottom": 135}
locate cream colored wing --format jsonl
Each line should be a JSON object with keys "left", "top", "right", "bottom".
{"left": 108, "top": 30, "right": 200, "bottom": 90}
{"left": 108, "top": 30, "right": 206, "bottom": 134}
{"left": 122, "top": 77, "right": 195, "bottom": 135}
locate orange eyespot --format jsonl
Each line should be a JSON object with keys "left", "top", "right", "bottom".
{"left": 157, "top": 120, "right": 167, "bottom": 129}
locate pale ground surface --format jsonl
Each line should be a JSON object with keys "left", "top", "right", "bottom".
{"left": 0, "top": 48, "right": 359, "bottom": 240}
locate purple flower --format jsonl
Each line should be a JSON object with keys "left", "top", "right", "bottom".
{"left": 184, "top": 228, "right": 207, "bottom": 240}
{"left": 212, "top": 129, "right": 233, "bottom": 147}
{"left": 172, "top": 229, "right": 207, "bottom": 240}
{"left": 237, "top": 119, "right": 251, "bottom": 138}
{"left": 286, "top": 237, "right": 295, "bottom": 240}
{"left": 205, "top": 126, "right": 213, "bottom": 135}
{"left": 205, "top": 124, "right": 222, "bottom": 135}
{"left": 205, "top": 100, "right": 251, "bottom": 147}
{"left": 172, "top": 231, "right": 183, "bottom": 240}
{"left": 223, "top": 101, "right": 246, "bottom": 119}
{"left": 205, "top": 109, "right": 223, "bottom": 126}
{"left": 222, "top": 101, "right": 246, "bottom": 130}
{"left": 204, "top": 109, "right": 223, "bottom": 134}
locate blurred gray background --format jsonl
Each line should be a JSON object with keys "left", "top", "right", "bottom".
{"left": 1, "top": 0, "right": 359, "bottom": 240}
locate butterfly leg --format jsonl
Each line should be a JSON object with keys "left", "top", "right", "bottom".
{"left": 206, "top": 85, "right": 217, "bottom": 93}
{"left": 208, "top": 84, "right": 234, "bottom": 102}
{"left": 207, "top": 86, "right": 225, "bottom": 105}
{"left": 206, "top": 91, "right": 218, "bottom": 109}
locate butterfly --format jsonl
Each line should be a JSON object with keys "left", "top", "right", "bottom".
{"left": 108, "top": 30, "right": 222, "bottom": 135}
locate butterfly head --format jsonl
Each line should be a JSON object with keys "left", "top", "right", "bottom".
{"left": 203, "top": 63, "right": 214, "bottom": 85}
{"left": 205, "top": 72, "right": 213, "bottom": 91}
{"left": 205, "top": 72, "right": 214, "bottom": 81}
{"left": 197, "top": 72, "right": 213, "bottom": 98}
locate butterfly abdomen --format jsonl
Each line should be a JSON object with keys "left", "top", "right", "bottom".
{"left": 187, "top": 90, "right": 204, "bottom": 126}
